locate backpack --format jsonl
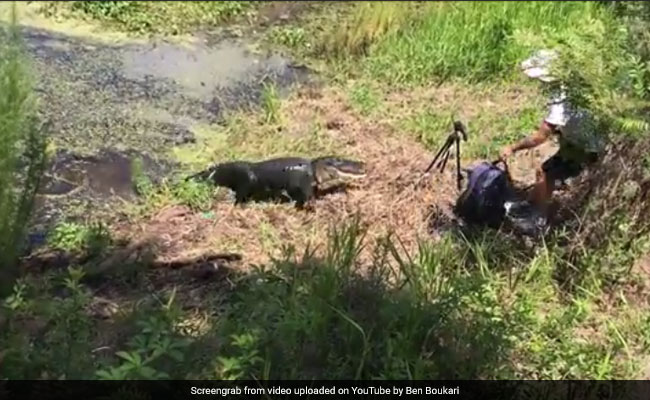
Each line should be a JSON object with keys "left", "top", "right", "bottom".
{"left": 453, "top": 161, "right": 514, "bottom": 228}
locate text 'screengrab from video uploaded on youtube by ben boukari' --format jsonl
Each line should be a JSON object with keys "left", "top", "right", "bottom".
{"left": 191, "top": 383, "right": 459, "bottom": 397}
{"left": 4, "top": 380, "right": 650, "bottom": 400}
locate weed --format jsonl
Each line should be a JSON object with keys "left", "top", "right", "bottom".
{"left": 258, "top": 221, "right": 280, "bottom": 256}
{"left": 130, "top": 157, "right": 154, "bottom": 198}
{"left": 398, "top": 95, "right": 543, "bottom": 160}
{"left": 71, "top": 1, "right": 137, "bottom": 20}
{"left": 0, "top": 267, "right": 95, "bottom": 379}
{"left": 464, "top": 105, "right": 543, "bottom": 160}
{"left": 348, "top": 82, "right": 381, "bottom": 116}
{"left": 215, "top": 332, "right": 263, "bottom": 380}
{"left": 269, "top": 27, "right": 307, "bottom": 49}
{"left": 3, "top": 218, "right": 649, "bottom": 379}
{"left": 170, "top": 179, "right": 215, "bottom": 212}
{"left": 96, "top": 292, "right": 192, "bottom": 379}
{"left": 401, "top": 110, "right": 451, "bottom": 149}
{"left": 47, "top": 221, "right": 111, "bottom": 256}
{"left": 261, "top": 82, "right": 282, "bottom": 125}
{"left": 3, "top": 279, "right": 28, "bottom": 311}
{"left": 127, "top": 166, "right": 217, "bottom": 217}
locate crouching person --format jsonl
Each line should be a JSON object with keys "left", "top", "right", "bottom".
{"left": 500, "top": 49, "right": 604, "bottom": 220}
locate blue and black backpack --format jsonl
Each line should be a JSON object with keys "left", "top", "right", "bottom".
{"left": 453, "top": 161, "right": 515, "bottom": 228}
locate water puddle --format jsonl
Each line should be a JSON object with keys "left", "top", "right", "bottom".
{"left": 121, "top": 39, "right": 299, "bottom": 101}
{"left": 39, "top": 150, "right": 165, "bottom": 200}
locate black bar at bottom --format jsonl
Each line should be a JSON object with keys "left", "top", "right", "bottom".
{"left": 2, "top": 380, "right": 650, "bottom": 400}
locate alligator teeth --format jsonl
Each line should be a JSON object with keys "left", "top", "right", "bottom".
{"left": 337, "top": 171, "right": 366, "bottom": 179}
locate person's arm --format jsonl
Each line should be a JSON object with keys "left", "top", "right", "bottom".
{"left": 501, "top": 120, "right": 554, "bottom": 159}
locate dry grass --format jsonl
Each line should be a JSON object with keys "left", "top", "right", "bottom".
{"left": 115, "top": 86, "right": 461, "bottom": 269}
{"left": 109, "top": 80, "right": 557, "bottom": 273}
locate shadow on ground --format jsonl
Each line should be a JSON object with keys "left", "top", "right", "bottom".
{"left": 8, "top": 221, "right": 523, "bottom": 380}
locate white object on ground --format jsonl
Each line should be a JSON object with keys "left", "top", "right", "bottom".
{"left": 521, "top": 49, "right": 559, "bottom": 83}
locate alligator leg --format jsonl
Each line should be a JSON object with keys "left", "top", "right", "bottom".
{"left": 234, "top": 187, "right": 252, "bottom": 205}
{"left": 288, "top": 175, "right": 315, "bottom": 210}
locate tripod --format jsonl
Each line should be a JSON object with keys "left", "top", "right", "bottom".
{"left": 422, "top": 120, "right": 468, "bottom": 191}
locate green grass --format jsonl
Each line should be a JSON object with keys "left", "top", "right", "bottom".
{"left": 362, "top": 2, "right": 607, "bottom": 85}
{"left": 260, "top": 82, "right": 282, "bottom": 126}
{"left": 348, "top": 81, "right": 382, "bottom": 116}
{"left": 394, "top": 84, "right": 544, "bottom": 161}
{"left": 2, "top": 220, "right": 649, "bottom": 380}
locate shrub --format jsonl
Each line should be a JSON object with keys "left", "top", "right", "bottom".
{"left": 0, "top": 4, "right": 49, "bottom": 297}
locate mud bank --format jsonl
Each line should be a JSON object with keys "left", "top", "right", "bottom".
{"left": 11, "top": 23, "right": 313, "bottom": 229}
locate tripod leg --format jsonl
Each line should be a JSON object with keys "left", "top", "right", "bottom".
{"left": 455, "top": 137, "right": 462, "bottom": 190}
{"left": 438, "top": 147, "right": 451, "bottom": 173}
{"left": 424, "top": 135, "right": 454, "bottom": 174}
{"left": 423, "top": 142, "right": 449, "bottom": 175}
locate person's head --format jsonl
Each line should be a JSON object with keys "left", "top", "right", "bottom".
{"left": 521, "top": 49, "right": 558, "bottom": 83}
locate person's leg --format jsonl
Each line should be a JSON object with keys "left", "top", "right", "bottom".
{"left": 529, "top": 165, "right": 555, "bottom": 217}
{"left": 530, "top": 152, "right": 585, "bottom": 218}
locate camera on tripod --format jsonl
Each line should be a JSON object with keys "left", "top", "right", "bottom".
{"left": 422, "top": 120, "right": 468, "bottom": 190}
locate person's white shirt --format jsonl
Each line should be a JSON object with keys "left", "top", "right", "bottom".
{"left": 544, "top": 87, "right": 569, "bottom": 127}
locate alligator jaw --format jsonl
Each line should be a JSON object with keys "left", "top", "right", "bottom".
{"left": 333, "top": 169, "right": 366, "bottom": 179}
{"left": 311, "top": 156, "right": 366, "bottom": 188}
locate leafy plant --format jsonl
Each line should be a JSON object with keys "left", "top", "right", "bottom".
{"left": 0, "top": 4, "right": 49, "bottom": 297}
{"left": 96, "top": 292, "right": 191, "bottom": 380}
{"left": 43, "top": 1, "right": 255, "bottom": 35}
{"left": 215, "top": 332, "right": 263, "bottom": 380}
{"left": 71, "top": 1, "right": 138, "bottom": 20}
{"left": 47, "top": 221, "right": 111, "bottom": 256}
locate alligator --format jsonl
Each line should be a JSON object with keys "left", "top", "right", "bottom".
{"left": 186, "top": 156, "right": 366, "bottom": 208}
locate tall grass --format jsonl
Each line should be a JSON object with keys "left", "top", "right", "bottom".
{"left": 0, "top": 4, "right": 48, "bottom": 297}
{"left": 321, "top": 2, "right": 415, "bottom": 58}
{"left": 363, "top": 2, "right": 605, "bottom": 85}
{"left": 3, "top": 219, "right": 647, "bottom": 379}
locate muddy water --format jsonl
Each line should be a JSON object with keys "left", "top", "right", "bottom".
{"left": 16, "top": 25, "right": 312, "bottom": 228}
{"left": 39, "top": 150, "right": 156, "bottom": 199}
{"left": 121, "top": 39, "right": 296, "bottom": 100}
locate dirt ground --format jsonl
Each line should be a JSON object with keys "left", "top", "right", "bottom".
{"left": 109, "top": 85, "right": 559, "bottom": 273}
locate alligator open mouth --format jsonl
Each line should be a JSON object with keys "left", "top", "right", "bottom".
{"left": 311, "top": 156, "right": 367, "bottom": 191}
{"left": 335, "top": 168, "right": 367, "bottom": 179}
{"left": 314, "top": 156, "right": 365, "bottom": 175}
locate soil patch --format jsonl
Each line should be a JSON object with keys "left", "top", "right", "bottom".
{"left": 111, "top": 87, "right": 472, "bottom": 270}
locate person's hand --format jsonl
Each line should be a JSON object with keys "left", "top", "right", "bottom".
{"left": 499, "top": 145, "right": 514, "bottom": 161}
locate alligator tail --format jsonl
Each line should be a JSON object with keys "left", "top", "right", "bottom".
{"left": 185, "top": 165, "right": 218, "bottom": 182}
